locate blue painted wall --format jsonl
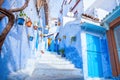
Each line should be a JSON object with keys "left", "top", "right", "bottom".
{"left": 58, "top": 21, "right": 83, "bottom": 68}
{"left": 0, "top": 0, "right": 40, "bottom": 80}
{"left": 81, "top": 22, "right": 112, "bottom": 78}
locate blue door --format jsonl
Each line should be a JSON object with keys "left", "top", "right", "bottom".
{"left": 86, "top": 34, "right": 103, "bottom": 77}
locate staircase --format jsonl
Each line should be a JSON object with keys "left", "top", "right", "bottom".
{"left": 8, "top": 51, "right": 84, "bottom": 80}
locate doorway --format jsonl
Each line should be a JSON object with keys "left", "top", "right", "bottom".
{"left": 86, "top": 34, "right": 103, "bottom": 77}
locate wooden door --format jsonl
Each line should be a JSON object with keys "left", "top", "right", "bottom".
{"left": 86, "top": 34, "right": 103, "bottom": 77}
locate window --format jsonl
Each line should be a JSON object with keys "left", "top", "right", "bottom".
{"left": 114, "top": 25, "right": 120, "bottom": 62}
{"left": 107, "top": 16, "right": 120, "bottom": 76}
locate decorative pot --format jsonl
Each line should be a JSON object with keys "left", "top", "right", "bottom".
{"left": 58, "top": 22, "right": 61, "bottom": 26}
{"left": 28, "top": 36, "right": 33, "bottom": 41}
{"left": 17, "top": 18, "right": 25, "bottom": 25}
{"left": 26, "top": 20, "right": 32, "bottom": 27}
{"left": 44, "top": 29, "right": 49, "bottom": 34}
{"left": 38, "top": 27, "right": 42, "bottom": 31}
{"left": 33, "top": 26, "right": 38, "bottom": 30}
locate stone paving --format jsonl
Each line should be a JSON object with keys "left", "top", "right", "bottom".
{"left": 8, "top": 51, "right": 84, "bottom": 80}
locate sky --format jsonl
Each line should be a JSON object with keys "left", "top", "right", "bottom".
{"left": 83, "top": 0, "right": 96, "bottom": 11}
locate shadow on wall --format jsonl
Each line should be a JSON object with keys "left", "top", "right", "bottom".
{"left": 65, "top": 46, "right": 83, "bottom": 69}
{"left": 101, "top": 38, "right": 112, "bottom": 78}
{"left": 0, "top": 43, "right": 17, "bottom": 80}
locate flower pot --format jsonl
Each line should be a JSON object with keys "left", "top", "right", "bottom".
{"left": 26, "top": 20, "right": 32, "bottom": 27}
{"left": 71, "top": 36, "right": 76, "bottom": 42}
{"left": 28, "top": 36, "right": 33, "bottom": 41}
{"left": 44, "top": 29, "right": 49, "bottom": 34}
{"left": 33, "top": 26, "right": 38, "bottom": 30}
{"left": 58, "top": 22, "right": 61, "bottom": 26}
{"left": 38, "top": 27, "right": 42, "bottom": 31}
{"left": 17, "top": 18, "right": 25, "bottom": 25}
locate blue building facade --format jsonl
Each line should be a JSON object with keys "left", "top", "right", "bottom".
{"left": 0, "top": 0, "right": 44, "bottom": 80}
{"left": 102, "top": 5, "right": 120, "bottom": 79}
{"left": 81, "top": 22, "right": 112, "bottom": 79}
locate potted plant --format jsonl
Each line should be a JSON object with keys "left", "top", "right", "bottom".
{"left": 57, "top": 21, "right": 61, "bottom": 26}
{"left": 25, "top": 17, "right": 32, "bottom": 27}
{"left": 38, "top": 26, "right": 42, "bottom": 31}
{"left": 33, "top": 21, "right": 38, "bottom": 30}
{"left": 58, "top": 38, "right": 61, "bottom": 42}
{"left": 59, "top": 48, "right": 65, "bottom": 57}
{"left": 17, "top": 11, "right": 26, "bottom": 25}
{"left": 71, "top": 36, "right": 76, "bottom": 43}
{"left": 28, "top": 34, "right": 33, "bottom": 41}
{"left": 63, "top": 35, "right": 66, "bottom": 39}
{"left": 44, "top": 27, "right": 49, "bottom": 34}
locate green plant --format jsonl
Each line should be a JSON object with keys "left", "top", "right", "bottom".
{"left": 63, "top": 35, "right": 66, "bottom": 39}
{"left": 71, "top": 36, "right": 76, "bottom": 43}
{"left": 59, "top": 49, "right": 64, "bottom": 54}
{"left": 59, "top": 48, "right": 65, "bottom": 57}
{"left": 19, "top": 11, "right": 27, "bottom": 19}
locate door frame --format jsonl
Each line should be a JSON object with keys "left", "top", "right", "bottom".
{"left": 107, "top": 16, "right": 120, "bottom": 76}
{"left": 86, "top": 33, "right": 103, "bottom": 77}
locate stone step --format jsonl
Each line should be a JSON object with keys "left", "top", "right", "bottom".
{"left": 25, "top": 68, "right": 84, "bottom": 80}
{"left": 7, "top": 52, "right": 84, "bottom": 80}
{"left": 31, "top": 69, "right": 83, "bottom": 76}
{"left": 38, "top": 58, "right": 69, "bottom": 62}
{"left": 37, "top": 60, "right": 72, "bottom": 64}
{"left": 40, "top": 54, "right": 61, "bottom": 58}
{"left": 35, "top": 63, "right": 75, "bottom": 69}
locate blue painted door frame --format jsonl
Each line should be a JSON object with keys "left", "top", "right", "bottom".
{"left": 86, "top": 33, "right": 103, "bottom": 77}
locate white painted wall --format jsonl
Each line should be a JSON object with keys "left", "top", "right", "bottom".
{"left": 62, "top": 0, "right": 83, "bottom": 19}
{"left": 84, "top": 0, "right": 118, "bottom": 21}
{"left": 48, "top": 0, "right": 63, "bottom": 19}
{"left": 83, "top": 0, "right": 96, "bottom": 11}
{"left": 81, "top": 31, "right": 88, "bottom": 80}
{"left": 63, "top": 17, "right": 76, "bottom": 26}
{"left": 86, "top": 0, "right": 117, "bottom": 12}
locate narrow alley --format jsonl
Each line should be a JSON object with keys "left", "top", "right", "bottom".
{"left": 8, "top": 51, "right": 84, "bottom": 80}
{"left": 0, "top": 0, "right": 120, "bottom": 80}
